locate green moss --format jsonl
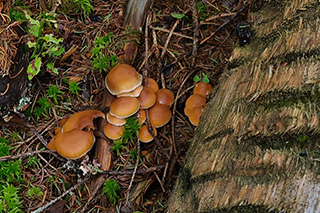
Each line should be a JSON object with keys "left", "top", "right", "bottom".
{"left": 178, "top": 167, "right": 192, "bottom": 196}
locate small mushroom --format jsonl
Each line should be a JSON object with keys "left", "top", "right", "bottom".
{"left": 136, "top": 109, "right": 146, "bottom": 125}
{"left": 138, "top": 87, "right": 156, "bottom": 109}
{"left": 193, "top": 82, "right": 212, "bottom": 98}
{"left": 188, "top": 106, "right": 204, "bottom": 126}
{"left": 105, "top": 63, "right": 142, "bottom": 95}
{"left": 110, "top": 97, "right": 140, "bottom": 118}
{"left": 54, "top": 129, "right": 95, "bottom": 159}
{"left": 62, "top": 110, "right": 105, "bottom": 132}
{"left": 107, "top": 113, "right": 126, "bottom": 126}
{"left": 185, "top": 94, "right": 206, "bottom": 111}
{"left": 104, "top": 123, "right": 125, "bottom": 140}
{"left": 117, "top": 85, "right": 143, "bottom": 97}
{"left": 139, "top": 125, "right": 157, "bottom": 143}
{"left": 156, "top": 88, "right": 174, "bottom": 107}
{"left": 144, "top": 77, "right": 159, "bottom": 92}
{"left": 148, "top": 103, "right": 172, "bottom": 128}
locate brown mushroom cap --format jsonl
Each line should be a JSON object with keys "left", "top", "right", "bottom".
{"left": 156, "top": 88, "right": 175, "bottom": 107}
{"left": 188, "top": 106, "right": 204, "bottom": 126}
{"left": 148, "top": 103, "right": 172, "bottom": 128}
{"left": 185, "top": 94, "right": 206, "bottom": 111}
{"left": 104, "top": 123, "right": 124, "bottom": 140}
{"left": 62, "top": 110, "right": 105, "bottom": 132}
{"left": 117, "top": 85, "right": 143, "bottom": 98}
{"left": 54, "top": 129, "right": 95, "bottom": 159}
{"left": 107, "top": 113, "right": 126, "bottom": 126}
{"left": 105, "top": 63, "right": 142, "bottom": 95}
{"left": 48, "top": 137, "right": 57, "bottom": 151}
{"left": 58, "top": 117, "right": 69, "bottom": 127}
{"left": 138, "top": 87, "right": 156, "bottom": 109}
{"left": 110, "top": 97, "right": 140, "bottom": 118}
{"left": 184, "top": 107, "right": 190, "bottom": 116}
{"left": 136, "top": 109, "right": 146, "bottom": 125}
{"left": 145, "top": 77, "right": 159, "bottom": 92}
{"left": 139, "top": 125, "right": 157, "bottom": 143}
{"left": 193, "top": 82, "right": 212, "bottom": 98}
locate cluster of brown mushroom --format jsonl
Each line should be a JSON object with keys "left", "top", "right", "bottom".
{"left": 184, "top": 81, "right": 212, "bottom": 126}
{"left": 104, "top": 63, "right": 174, "bottom": 143}
{"left": 48, "top": 110, "right": 105, "bottom": 159}
{"left": 47, "top": 64, "right": 174, "bottom": 159}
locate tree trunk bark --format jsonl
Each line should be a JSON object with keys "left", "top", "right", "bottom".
{"left": 168, "top": 0, "right": 320, "bottom": 212}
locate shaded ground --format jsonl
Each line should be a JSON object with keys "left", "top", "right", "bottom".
{"left": 0, "top": 0, "right": 250, "bottom": 212}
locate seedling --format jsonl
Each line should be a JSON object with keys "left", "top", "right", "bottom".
{"left": 103, "top": 179, "right": 120, "bottom": 205}
{"left": 121, "top": 117, "right": 141, "bottom": 143}
{"left": 68, "top": 81, "right": 82, "bottom": 95}
{"left": 26, "top": 156, "right": 40, "bottom": 169}
{"left": 26, "top": 186, "right": 43, "bottom": 198}
{"left": 112, "top": 140, "right": 125, "bottom": 156}
{"left": 25, "top": 12, "right": 65, "bottom": 80}
{"left": 72, "top": 0, "right": 94, "bottom": 17}
{"left": 46, "top": 85, "right": 64, "bottom": 105}
{"left": 91, "top": 33, "right": 119, "bottom": 73}
{"left": 193, "top": 73, "right": 210, "bottom": 83}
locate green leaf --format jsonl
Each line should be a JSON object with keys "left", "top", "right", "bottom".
{"left": 193, "top": 75, "right": 201, "bottom": 82}
{"left": 104, "top": 13, "right": 112, "bottom": 23}
{"left": 27, "top": 57, "right": 42, "bottom": 80}
{"left": 171, "top": 13, "right": 185, "bottom": 19}
{"left": 42, "top": 34, "right": 63, "bottom": 44}
{"left": 202, "top": 73, "right": 210, "bottom": 83}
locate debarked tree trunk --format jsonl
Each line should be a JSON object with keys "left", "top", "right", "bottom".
{"left": 168, "top": 0, "right": 320, "bottom": 212}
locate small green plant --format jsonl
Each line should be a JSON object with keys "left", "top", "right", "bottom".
{"left": 37, "top": 97, "right": 52, "bottom": 115}
{"left": 46, "top": 85, "right": 64, "bottom": 105}
{"left": 91, "top": 33, "right": 119, "bottom": 73}
{"left": 0, "top": 184, "right": 23, "bottom": 213}
{"left": 0, "top": 137, "right": 23, "bottom": 213}
{"left": 112, "top": 140, "right": 125, "bottom": 156}
{"left": 103, "top": 179, "right": 120, "bottom": 205}
{"left": 128, "top": 148, "right": 137, "bottom": 161}
{"left": 25, "top": 12, "right": 65, "bottom": 80}
{"left": 121, "top": 117, "right": 141, "bottom": 143}
{"left": 26, "top": 186, "right": 43, "bottom": 198}
{"left": 68, "top": 81, "right": 82, "bottom": 95}
{"left": 196, "top": 1, "right": 211, "bottom": 21}
{"left": 72, "top": 0, "right": 94, "bottom": 17}
{"left": 193, "top": 73, "right": 210, "bottom": 83}
{"left": 26, "top": 156, "right": 40, "bottom": 169}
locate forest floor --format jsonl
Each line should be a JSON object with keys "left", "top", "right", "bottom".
{"left": 0, "top": 0, "right": 251, "bottom": 212}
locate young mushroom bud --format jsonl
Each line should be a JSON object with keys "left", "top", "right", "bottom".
{"left": 104, "top": 123, "right": 125, "bottom": 140}
{"left": 144, "top": 77, "right": 159, "bottom": 92}
{"left": 193, "top": 82, "right": 212, "bottom": 98}
{"left": 156, "top": 88, "right": 174, "bottom": 107}
{"left": 185, "top": 94, "right": 206, "bottom": 111}
{"left": 188, "top": 106, "right": 204, "bottom": 126}
{"left": 110, "top": 97, "right": 140, "bottom": 118}
{"left": 148, "top": 103, "right": 172, "bottom": 128}
{"left": 139, "top": 125, "right": 157, "bottom": 143}
{"left": 138, "top": 87, "right": 156, "bottom": 109}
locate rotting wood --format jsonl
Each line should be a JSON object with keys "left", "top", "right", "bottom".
{"left": 168, "top": 0, "right": 320, "bottom": 212}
